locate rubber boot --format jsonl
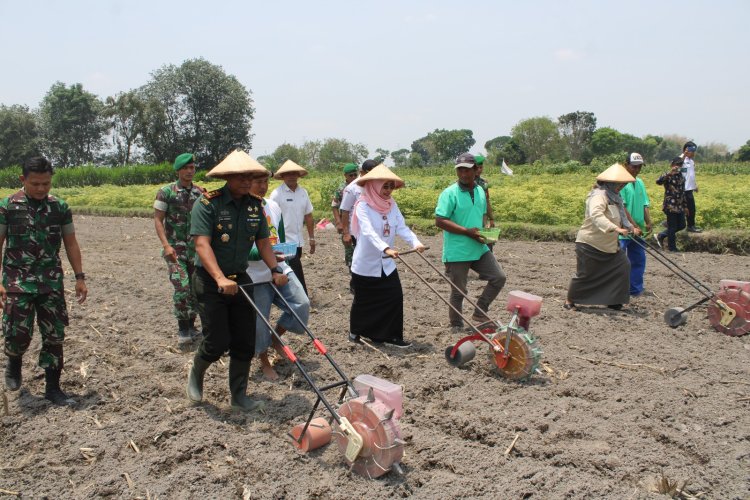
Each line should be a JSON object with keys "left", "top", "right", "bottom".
{"left": 186, "top": 355, "right": 212, "bottom": 403}
{"left": 177, "top": 319, "right": 192, "bottom": 349}
{"left": 45, "top": 369, "right": 74, "bottom": 406}
{"left": 4, "top": 355, "right": 22, "bottom": 391}
{"left": 228, "top": 358, "right": 265, "bottom": 412}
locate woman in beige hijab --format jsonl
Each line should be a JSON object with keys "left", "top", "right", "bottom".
{"left": 564, "top": 164, "right": 637, "bottom": 311}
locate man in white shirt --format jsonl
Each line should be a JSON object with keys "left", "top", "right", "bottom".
{"left": 681, "top": 141, "right": 702, "bottom": 232}
{"left": 269, "top": 160, "right": 315, "bottom": 296}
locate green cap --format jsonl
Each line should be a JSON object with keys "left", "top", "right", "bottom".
{"left": 343, "top": 163, "right": 358, "bottom": 174}
{"left": 474, "top": 154, "right": 485, "bottom": 165}
{"left": 173, "top": 153, "right": 194, "bottom": 171}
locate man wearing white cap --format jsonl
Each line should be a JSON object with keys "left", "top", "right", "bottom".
{"left": 186, "top": 150, "right": 288, "bottom": 412}
{"left": 269, "top": 160, "right": 315, "bottom": 296}
{"left": 619, "top": 152, "right": 650, "bottom": 296}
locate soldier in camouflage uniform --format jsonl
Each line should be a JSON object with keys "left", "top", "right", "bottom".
{"left": 154, "top": 153, "right": 206, "bottom": 348}
{"left": 0, "top": 157, "right": 87, "bottom": 406}
{"left": 474, "top": 155, "right": 496, "bottom": 252}
{"left": 331, "top": 163, "right": 358, "bottom": 267}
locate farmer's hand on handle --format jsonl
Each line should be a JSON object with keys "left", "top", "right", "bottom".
{"left": 384, "top": 248, "right": 399, "bottom": 259}
{"left": 217, "top": 277, "right": 237, "bottom": 295}
{"left": 414, "top": 244, "right": 426, "bottom": 253}
{"left": 616, "top": 227, "right": 630, "bottom": 236}
{"left": 632, "top": 227, "right": 642, "bottom": 237}
{"left": 272, "top": 271, "right": 289, "bottom": 287}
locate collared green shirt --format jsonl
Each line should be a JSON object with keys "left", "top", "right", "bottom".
{"left": 190, "top": 184, "right": 269, "bottom": 275}
{"left": 0, "top": 190, "right": 74, "bottom": 293}
{"left": 619, "top": 178, "right": 650, "bottom": 238}
{"left": 435, "top": 182, "right": 488, "bottom": 263}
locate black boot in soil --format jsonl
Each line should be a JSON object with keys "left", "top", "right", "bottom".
{"left": 5, "top": 355, "right": 22, "bottom": 391}
{"left": 45, "top": 369, "right": 74, "bottom": 406}
{"left": 186, "top": 354, "right": 212, "bottom": 403}
{"left": 228, "top": 358, "right": 264, "bottom": 412}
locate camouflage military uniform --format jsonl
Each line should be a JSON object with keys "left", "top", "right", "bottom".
{"left": 331, "top": 182, "right": 354, "bottom": 267}
{"left": 154, "top": 181, "right": 204, "bottom": 321}
{"left": 0, "top": 191, "right": 74, "bottom": 369}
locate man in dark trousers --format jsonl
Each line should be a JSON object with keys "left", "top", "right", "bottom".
{"left": 186, "top": 150, "right": 288, "bottom": 412}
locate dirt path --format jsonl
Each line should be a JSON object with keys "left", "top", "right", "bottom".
{"left": 1, "top": 215, "right": 748, "bottom": 498}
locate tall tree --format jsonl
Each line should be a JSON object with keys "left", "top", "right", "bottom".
{"left": 558, "top": 111, "right": 596, "bottom": 163}
{"left": 735, "top": 140, "right": 750, "bottom": 162}
{"left": 38, "top": 82, "right": 106, "bottom": 166}
{"left": 317, "top": 138, "right": 368, "bottom": 171}
{"left": 511, "top": 117, "right": 565, "bottom": 163}
{"left": 411, "top": 128, "right": 475, "bottom": 164}
{"left": 391, "top": 148, "right": 410, "bottom": 167}
{"left": 484, "top": 136, "right": 512, "bottom": 153}
{"left": 103, "top": 90, "right": 145, "bottom": 165}
{"left": 374, "top": 148, "right": 390, "bottom": 164}
{"left": 139, "top": 58, "right": 254, "bottom": 165}
{"left": 0, "top": 105, "right": 39, "bottom": 168}
{"left": 590, "top": 127, "right": 623, "bottom": 157}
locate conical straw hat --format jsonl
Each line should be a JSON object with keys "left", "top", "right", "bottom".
{"left": 206, "top": 150, "right": 269, "bottom": 179}
{"left": 273, "top": 160, "right": 308, "bottom": 179}
{"left": 356, "top": 164, "right": 405, "bottom": 188}
{"left": 596, "top": 163, "right": 636, "bottom": 183}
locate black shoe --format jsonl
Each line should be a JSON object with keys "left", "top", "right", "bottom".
{"left": 383, "top": 338, "right": 412, "bottom": 348}
{"left": 348, "top": 333, "right": 362, "bottom": 344}
{"left": 687, "top": 226, "right": 703, "bottom": 233}
{"left": 5, "top": 356, "right": 22, "bottom": 391}
{"left": 44, "top": 369, "right": 74, "bottom": 406}
{"left": 563, "top": 302, "right": 578, "bottom": 311}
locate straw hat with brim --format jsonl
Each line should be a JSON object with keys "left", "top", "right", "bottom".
{"left": 273, "top": 160, "right": 308, "bottom": 180}
{"left": 206, "top": 150, "right": 269, "bottom": 179}
{"left": 596, "top": 163, "right": 636, "bottom": 183}
{"left": 355, "top": 164, "right": 405, "bottom": 189}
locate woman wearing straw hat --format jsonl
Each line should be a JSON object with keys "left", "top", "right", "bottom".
{"left": 348, "top": 165, "right": 424, "bottom": 348}
{"left": 564, "top": 163, "right": 637, "bottom": 311}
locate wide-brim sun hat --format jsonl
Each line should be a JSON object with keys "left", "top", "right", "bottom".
{"left": 355, "top": 164, "right": 405, "bottom": 188}
{"left": 596, "top": 163, "right": 636, "bottom": 183}
{"left": 206, "top": 150, "right": 269, "bottom": 179}
{"left": 273, "top": 160, "right": 308, "bottom": 180}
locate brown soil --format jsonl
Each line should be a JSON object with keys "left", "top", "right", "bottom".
{"left": 2, "top": 216, "right": 749, "bottom": 499}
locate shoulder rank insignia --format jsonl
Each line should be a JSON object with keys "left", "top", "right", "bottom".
{"left": 201, "top": 189, "right": 222, "bottom": 205}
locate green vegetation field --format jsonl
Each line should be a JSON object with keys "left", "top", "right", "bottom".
{"left": 2, "top": 162, "right": 748, "bottom": 254}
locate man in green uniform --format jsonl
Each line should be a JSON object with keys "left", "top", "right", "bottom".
{"left": 154, "top": 153, "right": 206, "bottom": 348}
{"left": 331, "top": 162, "right": 358, "bottom": 267}
{"left": 0, "top": 157, "right": 87, "bottom": 405}
{"left": 186, "top": 150, "right": 288, "bottom": 412}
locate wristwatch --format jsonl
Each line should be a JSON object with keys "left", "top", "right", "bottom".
{"left": 271, "top": 267, "right": 283, "bottom": 274}
{"left": 75, "top": 272, "right": 86, "bottom": 280}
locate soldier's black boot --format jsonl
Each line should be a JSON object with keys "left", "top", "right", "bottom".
{"left": 186, "top": 354, "right": 212, "bottom": 403}
{"left": 4, "top": 355, "right": 22, "bottom": 391}
{"left": 228, "top": 358, "right": 264, "bottom": 412}
{"left": 44, "top": 369, "right": 74, "bottom": 406}
{"left": 177, "top": 319, "right": 192, "bottom": 349}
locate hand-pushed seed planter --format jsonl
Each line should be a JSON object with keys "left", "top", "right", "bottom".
{"left": 626, "top": 236, "right": 750, "bottom": 336}
{"left": 386, "top": 248, "right": 543, "bottom": 381}
{"left": 238, "top": 282, "right": 405, "bottom": 478}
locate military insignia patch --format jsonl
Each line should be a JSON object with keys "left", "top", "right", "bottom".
{"left": 221, "top": 233, "right": 230, "bottom": 242}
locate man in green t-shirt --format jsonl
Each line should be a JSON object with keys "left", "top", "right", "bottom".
{"left": 619, "top": 152, "right": 651, "bottom": 296}
{"left": 435, "top": 153, "right": 506, "bottom": 333}
{"left": 186, "top": 150, "right": 288, "bottom": 413}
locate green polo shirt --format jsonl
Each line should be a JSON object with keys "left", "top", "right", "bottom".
{"left": 435, "top": 182, "right": 488, "bottom": 263}
{"left": 619, "top": 177, "right": 650, "bottom": 238}
{"left": 190, "top": 184, "right": 269, "bottom": 275}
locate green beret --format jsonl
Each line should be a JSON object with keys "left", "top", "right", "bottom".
{"left": 173, "top": 153, "right": 194, "bottom": 171}
{"left": 343, "top": 163, "right": 358, "bottom": 174}
{"left": 474, "top": 154, "right": 485, "bottom": 165}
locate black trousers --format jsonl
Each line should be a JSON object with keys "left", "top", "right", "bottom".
{"left": 685, "top": 190, "right": 696, "bottom": 228}
{"left": 192, "top": 267, "right": 255, "bottom": 362}
{"left": 658, "top": 212, "right": 686, "bottom": 251}
{"left": 287, "top": 247, "right": 308, "bottom": 297}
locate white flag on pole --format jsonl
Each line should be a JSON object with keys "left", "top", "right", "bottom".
{"left": 500, "top": 159, "right": 514, "bottom": 176}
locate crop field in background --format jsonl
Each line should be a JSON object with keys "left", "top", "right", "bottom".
{"left": 1, "top": 162, "right": 748, "bottom": 252}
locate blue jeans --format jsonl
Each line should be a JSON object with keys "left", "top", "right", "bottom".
{"left": 252, "top": 272, "right": 310, "bottom": 355}
{"left": 619, "top": 238, "right": 646, "bottom": 296}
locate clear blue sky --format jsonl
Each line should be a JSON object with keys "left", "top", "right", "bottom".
{"left": 1, "top": 0, "right": 748, "bottom": 157}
